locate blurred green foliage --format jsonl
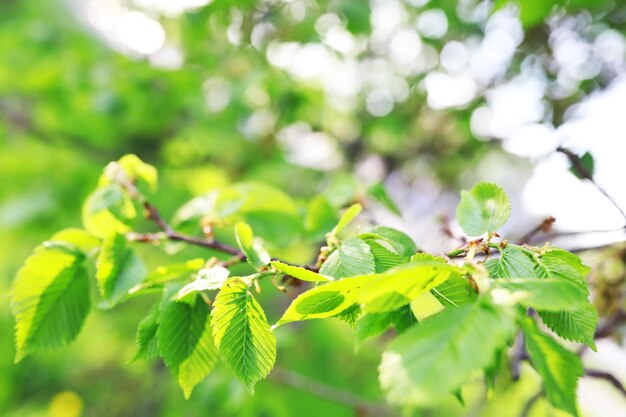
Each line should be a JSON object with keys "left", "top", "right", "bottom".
{"left": 2, "top": 0, "right": 626, "bottom": 416}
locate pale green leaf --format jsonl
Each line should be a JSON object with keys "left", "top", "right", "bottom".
{"left": 485, "top": 245, "right": 535, "bottom": 278}
{"left": 456, "top": 182, "right": 511, "bottom": 236}
{"left": 432, "top": 274, "right": 477, "bottom": 307}
{"left": 357, "top": 261, "right": 463, "bottom": 312}
{"left": 234, "top": 222, "right": 270, "bottom": 268}
{"left": 368, "top": 226, "right": 417, "bottom": 258}
{"left": 132, "top": 304, "right": 160, "bottom": 362}
{"left": 361, "top": 236, "right": 404, "bottom": 272}
{"left": 331, "top": 203, "right": 362, "bottom": 236}
{"left": 379, "top": 298, "right": 515, "bottom": 406}
{"left": 158, "top": 296, "right": 218, "bottom": 399}
{"left": 521, "top": 317, "right": 583, "bottom": 417}
{"left": 96, "top": 233, "right": 147, "bottom": 307}
{"left": 82, "top": 183, "right": 136, "bottom": 238}
{"left": 319, "top": 237, "right": 376, "bottom": 278}
{"left": 366, "top": 183, "right": 401, "bottom": 216}
{"left": 276, "top": 275, "right": 374, "bottom": 326}
{"left": 176, "top": 266, "right": 230, "bottom": 300}
{"left": 11, "top": 246, "right": 91, "bottom": 362}
{"left": 48, "top": 228, "right": 101, "bottom": 254}
{"left": 211, "top": 279, "right": 276, "bottom": 392}
{"left": 492, "top": 278, "right": 588, "bottom": 311}
{"left": 271, "top": 261, "right": 332, "bottom": 282}
{"left": 100, "top": 154, "right": 158, "bottom": 194}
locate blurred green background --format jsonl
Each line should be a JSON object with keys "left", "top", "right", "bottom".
{"left": 2, "top": 0, "right": 626, "bottom": 416}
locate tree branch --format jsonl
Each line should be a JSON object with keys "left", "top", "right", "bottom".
{"left": 518, "top": 216, "right": 556, "bottom": 245}
{"left": 585, "top": 369, "right": 626, "bottom": 397}
{"left": 557, "top": 146, "right": 626, "bottom": 224}
{"left": 269, "top": 367, "right": 397, "bottom": 416}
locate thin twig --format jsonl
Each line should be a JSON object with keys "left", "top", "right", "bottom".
{"left": 269, "top": 367, "right": 397, "bottom": 416}
{"left": 585, "top": 369, "right": 626, "bottom": 397}
{"left": 557, "top": 147, "right": 626, "bottom": 224}
{"left": 518, "top": 216, "right": 556, "bottom": 245}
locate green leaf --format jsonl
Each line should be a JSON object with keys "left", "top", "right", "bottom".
{"left": 234, "top": 222, "right": 270, "bottom": 268}
{"left": 96, "top": 233, "right": 147, "bottom": 307}
{"left": 271, "top": 261, "right": 332, "bottom": 282}
{"left": 532, "top": 248, "right": 597, "bottom": 348}
{"left": 100, "top": 154, "right": 158, "bottom": 194}
{"left": 492, "top": 278, "right": 588, "bottom": 311}
{"left": 357, "top": 261, "right": 463, "bottom": 313}
{"left": 568, "top": 151, "right": 595, "bottom": 180}
{"left": 213, "top": 182, "right": 303, "bottom": 246}
{"left": 82, "top": 183, "right": 136, "bottom": 238}
{"left": 379, "top": 298, "right": 515, "bottom": 406}
{"left": 456, "top": 182, "right": 511, "bottom": 236}
{"left": 211, "top": 279, "right": 276, "bottom": 392}
{"left": 366, "top": 183, "right": 401, "bottom": 216}
{"left": 158, "top": 296, "right": 218, "bottom": 399}
{"left": 521, "top": 317, "right": 583, "bottom": 417}
{"left": 361, "top": 236, "right": 404, "bottom": 272}
{"left": 304, "top": 196, "right": 338, "bottom": 240}
{"left": 432, "top": 274, "right": 477, "bottom": 307}
{"left": 533, "top": 248, "right": 590, "bottom": 288}
{"left": 355, "top": 310, "right": 402, "bottom": 341}
{"left": 485, "top": 245, "right": 535, "bottom": 278}
{"left": 276, "top": 275, "right": 374, "bottom": 326}
{"left": 319, "top": 237, "right": 376, "bottom": 278}
{"left": 48, "top": 228, "right": 101, "bottom": 254}
{"left": 144, "top": 259, "right": 205, "bottom": 284}
{"left": 539, "top": 305, "right": 598, "bottom": 350}
{"left": 11, "top": 245, "right": 91, "bottom": 362}
{"left": 330, "top": 203, "right": 362, "bottom": 236}
{"left": 368, "top": 226, "right": 417, "bottom": 258}
{"left": 409, "top": 292, "right": 444, "bottom": 321}
{"left": 132, "top": 304, "right": 160, "bottom": 362}
{"left": 334, "top": 303, "right": 362, "bottom": 327}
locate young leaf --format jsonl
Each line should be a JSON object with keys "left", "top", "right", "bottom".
{"left": 357, "top": 262, "right": 463, "bottom": 313}
{"left": 175, "top": 266, "right": 230, "bottom": 300}
{"left": 82, "top": 183, "right": 136, "bottom": 238}
{"left": 456, "top": 182, "right": 511, "bottom": 236}
{"left": 319, "top": 237, "right": 376, "bottom": 278}
{"left": 485, "top": 245, "right": 535, "bottom": 279}
{"left": 330, "top": 203, "right": 362, "bottom": 236}
{"left": 211, "top": 279, "right": 276, "bottom": 392}
{"left": 367, "top": 226, "right": 417, "bottom": 258}
{"left": 48, "top": 228, "right": 101, "bottom": 253}
{"left": 361, "top": 236, "right": 404, "bottom": 272}
{"left": 271, "top": 261, "right": 332, "bottom": 282}
{"left": 521, "top": 317, "right": 583, "bottom": 417}
{"left": 101, "top": 154, "right": 158, "bottom": 194}
{"left": 96, "top": 233, "right": 147, "bottom": 307}
{"left": 132, "top": 304, "right": 160, "bottom": 362}
{"left": 158, "top": 296, "right": 218, "bottom": 399}
{"left": 276, "top": 275, "right": 375, "bottom": 326}
{"left": 366, "top": 183, "right": 401, "bottom": 216}
{"left": 11, "top": 246, "right": 91, "bottom": 362}
{"left": 379, "top": 298, "right": 515, "bottom": 406}
{"left": 491, "top": 278, "right": 588, "bottom": 311}
{"left": 355, "top": 310, "right": 403, "bottom": 341}
{"left": 304, "top": 195, "right": 338, "bottom": 240}
{"left": 431, "top": 274, "right": 477, "bottom": 307}
{"left": 234, "top": 222, "right": 270, "bottom": 268}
